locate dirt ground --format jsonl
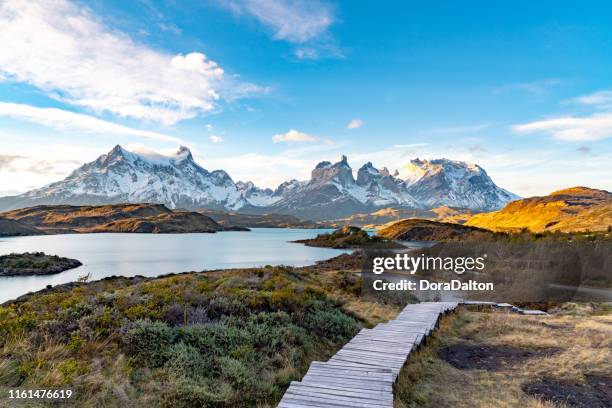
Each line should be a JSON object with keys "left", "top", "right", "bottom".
{"left": 393, "top": 305, "right": 612, "bottom": 408}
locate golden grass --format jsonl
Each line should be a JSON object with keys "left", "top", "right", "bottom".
{"left": 393, "top": 308, "right": 611, "bottom": 408}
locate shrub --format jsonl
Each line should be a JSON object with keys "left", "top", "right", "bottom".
{"left": 207, "top": 296, "right": 248, "bottom": 319}
{"left": 123, "top": 320, "right": 175, "bottom": 367}
{"left": 160, "top": 377, "right": 232, "bottom": 408}
{"left": 302, "top": 308, "right": 359, "bottom": 341}
{"left": 164, "top": 342, "right": 212, "bottom": 379}
{"left": 57, "top": 358, "right": 88, "bottom": 383}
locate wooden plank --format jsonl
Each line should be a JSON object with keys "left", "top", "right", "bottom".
{"left": 276, "top": 302, "right": 461, "bottom": 408}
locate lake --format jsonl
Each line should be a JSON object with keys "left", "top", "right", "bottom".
{"left": 0, "top": 228, "right": 348, "bottom": 303}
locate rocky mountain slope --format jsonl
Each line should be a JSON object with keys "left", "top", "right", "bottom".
{"left": 0, "top": 145, "right": 518, "bottom": 220}
{"left": 0, "top": 203, "right": 245, "bottom": 234}
{"left": 465, "top": 187, "right": 612, "bottom": 233}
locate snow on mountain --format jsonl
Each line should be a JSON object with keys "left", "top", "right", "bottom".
{"left": 0, "top": 146, "right": 519, "bottom": 218}
{"left": 262, "top": 156, "right": 516, "bottom": 219}
{"left": 401, "top": 158, "right": 520, "bottom": 211}
{"left": 9, "top": 145, "right": 259, "bottom": 211}
{"left": 264, "top": 156, "right": 415, "bottom": 219}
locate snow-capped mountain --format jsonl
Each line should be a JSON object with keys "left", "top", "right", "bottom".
{"left": 0, "top": 145, "right": 277, "bottom": 211}
{"left": 260, "top": 156, "right": 516, "bottom": 219}
{"left": 0, "top": 146, "right": 519, "bottom": 219}
{"left": 402, "top": 159, "right": 519, "bottom": 211}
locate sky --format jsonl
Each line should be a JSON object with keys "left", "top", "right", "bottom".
{"left": 1, "top": 0, "right": 611, "bottom": 197}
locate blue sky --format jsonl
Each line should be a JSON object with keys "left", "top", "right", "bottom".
{"left": 0, "top": 0, "right": 611, "bottom": 197}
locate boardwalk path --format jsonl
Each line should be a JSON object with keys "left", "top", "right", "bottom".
{"left": 277, "top": 301, "right": 458, "bottom": 408}
{"left": 278, "top": 301, "right": 546, "bottom": 407}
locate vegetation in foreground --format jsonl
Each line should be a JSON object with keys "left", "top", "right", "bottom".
{"left": 394, "top": 305, "right": 612, "bottom": 408}
{"left": 295, "top": 226, "right": 404, "bottom": 248}
{"left": 0, "top": 252, "right": 82, "bottom": 277}
{"left": 0, "top": 261, "right": 401, "bottom": 407}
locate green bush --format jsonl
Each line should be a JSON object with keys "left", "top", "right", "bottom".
{"left": 164, "top": 342, "right": 212, "bottom": 379}
{"left": 302, "top": 307, "right": 359, "bottom": 341}
{"left": 123, "top": 319, "right": 175, "bottom": 367}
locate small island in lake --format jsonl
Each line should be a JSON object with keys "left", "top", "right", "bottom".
{"left": 295, "top": 226, "right": 404, "bottom": 249}
{"left": 0, "top": 252, "right": 82, "bottom": 276}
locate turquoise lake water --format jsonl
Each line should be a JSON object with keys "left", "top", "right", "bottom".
{"left": 0, "top": 228, "right": 347, "bottom": 303}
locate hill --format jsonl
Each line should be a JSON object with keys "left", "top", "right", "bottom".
{"left": 377, "top": 219, "right": 495, "bottom": 241}
{"left": 0, "top": 204, "right": 246, "bottom": 235}
{"left": 466, "top": 187, "right": 612, "bottom": 233}
{"left": 327, "top": 206, "right": 475, "bottom": 228}
{"left": 0, "top": 217, "right": 44, "bottom": 236}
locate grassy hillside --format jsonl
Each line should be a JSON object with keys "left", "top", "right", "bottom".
{"left": 466, "top": 187, "right": 612, "bottom": 233}
{"left": 0, "top": 262, "right": 399, "bottom": 407}
{"left": 1, "top": 204, "right": 245, "bottom": 235}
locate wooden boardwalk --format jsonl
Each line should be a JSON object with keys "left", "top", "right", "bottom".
{"left": 278, "top": 301, "right": 547, "bottom": 407}
{"left": 277, "top": 301, "right": 458, "bottom": 408}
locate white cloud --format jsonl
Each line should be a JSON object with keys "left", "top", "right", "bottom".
{"left": 567, "top": 90, "right": 612, "bottom": 109}
{"left": 0, "top": 1, "right": 259, "bottom": 125}
{"left": 272, "top": 129, "right": 319, "bottom": 143}
{"left": 513, "top": 113, "right": 612, "bottom": 141}
{"left": 225, "top": 0, "right": 334, "bottom": 43}
{"left": 0, "top": 102, "right": 185, "bottom": 143}
{"left": 209, "top": 135, "right": 224, "bottom": 143}
{"left": 346, "top": 119, "right": 363, "bottom": 129}
{"left": 206, "top": 124, "right": 214, "bottom": 132}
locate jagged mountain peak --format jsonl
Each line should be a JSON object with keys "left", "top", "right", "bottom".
{"left": 311, "top": 154, "right": 355, "bottom": 186}
{"left": 402, "top": 158, "right": 482, "bottom": 184}
{"left": 0, "top": 147, "right": 519, "bottom": 218}
{"left": 337, "top": 154, "right": 349, "bottom": 166}
{"left": 402, "top": 157, "right": 519, "bottom": 211}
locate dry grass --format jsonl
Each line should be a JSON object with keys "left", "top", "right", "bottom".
{"left": 340, "top": 297, "right": 400, "bottom": 326}
{"left": 394, "top": 307, "right": 611, "bottom": 408}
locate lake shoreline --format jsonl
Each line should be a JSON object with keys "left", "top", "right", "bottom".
{"left": 0, "top": 228, "right": 348, "bottom": 303}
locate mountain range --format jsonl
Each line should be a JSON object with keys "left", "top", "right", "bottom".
{"left": 0, "top": 145, "right": 519, "bottom": 220}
